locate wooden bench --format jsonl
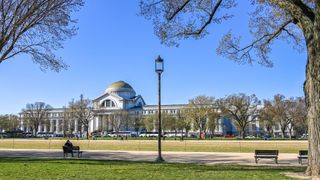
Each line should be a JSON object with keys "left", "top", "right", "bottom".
{"left": 298, "top": 150, "right": 308, "bottom": 164}
{"left": 254, "top": 150, "right": 279, "bottom": 164}
{"left": 62, "top": 146, "right": 83, "bottom": 158}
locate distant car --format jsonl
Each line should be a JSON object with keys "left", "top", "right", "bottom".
{"left": 53, "top": 134, "right": 64, "bottom": 137}
{"left": 36, "top": 132, "right": 45, "bottom": 137}
{"left": 108, "top": 131, "right": 131, "bottom": 137}
{"left": 299, "top": 134, "right": 308, "bottom": 139}
{"left": 23, "top": 132, "right": 33, "bottom": 138}
{"left": 164, "top": 133, "right": 185, "bottom": 138}
{"left": 224, "top": 135, "right": 236, "bottom": 138}
{"left": 139, "top": 132, "right": 158, "bottom": 137}
{"left": 245, "top": 135, "right": 255, "bottom": 139}
{"left": 91, "top": 133, "right": 102, "bottom": 137}
{"left": 263, "top": 135, "right": 272, "bottom": 140}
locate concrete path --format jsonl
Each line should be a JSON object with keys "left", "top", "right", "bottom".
{"left": 0, "top": 149, "right": 306, "bottom": 166}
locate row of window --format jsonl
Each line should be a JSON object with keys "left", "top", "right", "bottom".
{"left": 23, "top": 108, "right": 179, "bottom": 118}
{"left": 23, "top": 112, "right": 62, "bottom": 118}
{"left": 142, "top": 109, "right": 178, "bottom": 115}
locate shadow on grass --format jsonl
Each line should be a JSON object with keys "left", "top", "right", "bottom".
{"left": 0, "top": 157, "right": 306, "bottom": 173}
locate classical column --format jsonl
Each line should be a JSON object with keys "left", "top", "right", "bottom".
{"left": 95, "top": 116, "right": 100, "bottom": 131}
{"left": 74, "top": 120, "right": 78, "bottom": 133}
{"left": 50, "top": 120, "right": 54, "bottom": 132}
{"left": 20, "top": 119, "right": 24, "bottom": 131}
{"left": 56, "top": 119, "right": 59, "bottom": 133}
{"left": 68, "top": 120, "right": 71, "bottom": 132}
{"left": 38, "top": 125, "right": 41, "bottom": 133}
{"left": 255, "top": 119, "right": 260, "bottom": 135}
{"left": 44, "top": 124, "right": 47, "bottom": 132}
{"left": 89, "top": 117, "right": 94, "bottom": 133}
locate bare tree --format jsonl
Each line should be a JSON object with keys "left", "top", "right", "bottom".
{"left": 129, "top": 115, "right": 143, "bottom": 136}
{"left": 140, "top": 0, "right": 320, "bottom": 175}
{"left": 286, "top": 97, "right": 307, "bottom": 139}
{"left": 259, "top": 100, "right": 276, "bottom": 137}
{"left": 143, "top": 114, "right": 157, "bottom": 132}
{"left": 206, "top": 110, "right": 220, "bottom": 138}
{"left": 292, "top": 97, "right": 308, "bottom": 137}
{"left": 177, "top": 109, "right": 192, "bottom": 138}
{"left": 271, "top": 95, "right": 291, "bottom": 138}
{"left": 162, "top": 112, "right": 181, "bottom": 138}
{"left": 0, "top": 114, "right": 19, "bottom": 131}
{"left": 217, "top": 94, "right": 260, "bottom": 139}
{"left": 110, "top": 110, "right": 129, "bottom": 137}
{"left": 262, "top": 95, "right": 307, "bottom": 139}
{"left": 0, "top": 0, "right": 84, "bottom": 71}
{"left": 61, "top": 106, "right": 74, "bottom": 137}
{"left": 186, "top": 95, "right": 215, "bottom": 139}
{"left": 22, "top": 102, "right": 52, "bottom": 136}
{"left": 69, "top": 94, "right": 93, "bottom": 139}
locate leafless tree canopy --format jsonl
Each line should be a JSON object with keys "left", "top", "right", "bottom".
{"left": 0, "top": 114, "right": 19, "bottom": 131}
{"left": 139, "top": 0, "right": 313, "bottom": 66}
{"left": 259, "top": 99, "right": 276, "bottom": 135}
{"left": 110, "top": 110, "right": 129, "bottom": 135}
{"left": 69, "top": 94, "right": 93, "bottom": 139}
{"left": 140, "top": 0, "right": 236, "bottom": 47}
{"left": 186, "top": 95, "right": 217, "bottom": 138}
{"left": 217, "top": 93, "right": 260, "bottom": 139}
{"left": 263, "top": 94, "right": 307, "bottom": 138}
{"left": 23, "top": 102, "right": 52, "bottom": 135}
{"left": 0, "top": 0, "right": 84, "bottom": 71}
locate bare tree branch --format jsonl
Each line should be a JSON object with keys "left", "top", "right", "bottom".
{"left": 167, "top": 0, "right": 190, "bottom": 21}
{"left": 0, "top": 0, "right": 84, "bottom": 72}
{"left": 217, "top": 19, "right": 293, "bottom": 67}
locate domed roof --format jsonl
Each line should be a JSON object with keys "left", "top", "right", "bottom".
{"left": 105, "top": 81, "right": 136, "bottom": 97}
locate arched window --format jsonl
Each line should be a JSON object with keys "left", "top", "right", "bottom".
{"left": 101, "top": 100, "right": 116, "bottom": 108}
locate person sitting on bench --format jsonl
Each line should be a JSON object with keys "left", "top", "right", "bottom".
{"left": 64, "top": 140, "right": 73, "bottom": 147}
{"left": 64, "top": 140, "right": 74, "bottom": 155}
{"left": 63, "top": 140, "right": 83, "bottom": 158}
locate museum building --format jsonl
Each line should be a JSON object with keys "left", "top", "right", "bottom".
{"left": 19, "top": 81, "right": 262, "bottom": 136}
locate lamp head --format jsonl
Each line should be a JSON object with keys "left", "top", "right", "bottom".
{"left": 155, "top": 55, "right": 164, "bottom": 74}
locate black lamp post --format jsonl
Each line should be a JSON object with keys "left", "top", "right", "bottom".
{"left": 155, "top": 55, "right": 164, "bottom": 162}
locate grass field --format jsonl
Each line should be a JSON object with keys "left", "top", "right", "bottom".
{"left": 0, "top": 158, "right": 305, "bottom": 179}
{"left": 0, "top": 139, "right": 308, "bottom": 153}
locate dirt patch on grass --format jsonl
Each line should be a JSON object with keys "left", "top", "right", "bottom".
{"left": 282, "top": 172, "right": 311, "bottom": 179}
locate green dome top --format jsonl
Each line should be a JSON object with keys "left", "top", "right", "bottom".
{"left": 108, "top": 81, "right": 133, "bottom": 90}
{"left": 105, "top": 81, "right": 136, "bottom": 98}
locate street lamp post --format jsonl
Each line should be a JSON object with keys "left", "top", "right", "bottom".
{"left": 155, "top": 55, "right": 164, "bottom": 162}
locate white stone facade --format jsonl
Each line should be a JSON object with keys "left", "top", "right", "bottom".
{"left": 19, "top": 81, "right": 291, "bottom": 137}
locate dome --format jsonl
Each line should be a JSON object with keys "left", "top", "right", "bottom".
{"left": 105, "top": 81, "right": 136, "bottom": 99}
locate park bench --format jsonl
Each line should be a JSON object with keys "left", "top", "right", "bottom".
{"left": 254, "top": 150, "right": 279, "bottom": 164}
{"left": 298, "top": 150, "right": 308, "bottom": 164}
{"left": 62, "top": 145, "right": 83, "bottom": 158}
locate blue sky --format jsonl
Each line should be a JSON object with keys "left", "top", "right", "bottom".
{"left": 0, "top": 1, "right": 306, "bottom": 114}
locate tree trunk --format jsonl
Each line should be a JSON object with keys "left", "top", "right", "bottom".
{"left": 185, "top": 129, "right": 189, "bottom": 138}
{"left": 86, "top": 126, "right": 89, "bottom": 140}
{"left": 281, "top": 127, "right": 286, "bottom": 138}
{"left": 241, "top": 127, "right": 245, "bottom": 139}
{"left": 305, "top": 29, "right": 320, "bottom": 176}
{"left": 289, "top": 128, "right": 292, "bottom": 140}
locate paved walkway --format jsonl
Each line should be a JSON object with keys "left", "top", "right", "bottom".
{"left": 0, "top": 149, "right": 306, "bottom": 166}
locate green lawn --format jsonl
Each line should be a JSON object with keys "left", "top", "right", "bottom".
{"left": 0, "top": 158, "right": 304, "bottom": 179}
